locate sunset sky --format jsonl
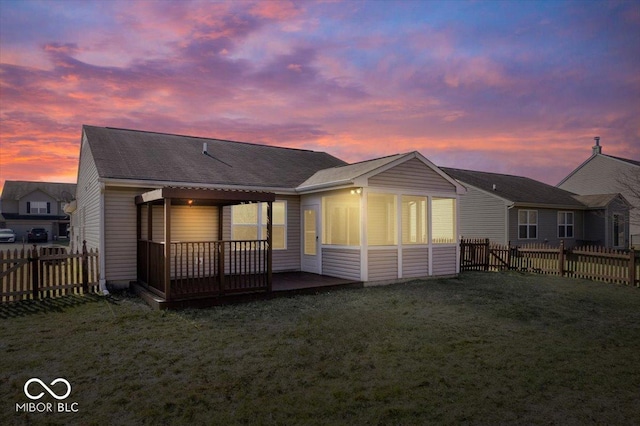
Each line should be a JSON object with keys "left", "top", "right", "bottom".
{"left": 1, "top": 0, "right": 639, "bottom": 193}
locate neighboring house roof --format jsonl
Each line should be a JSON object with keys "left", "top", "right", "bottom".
{"left": 442, "top": 167, "right": 585, "bottom": 208}
{"left": 0, "top": 181, "right": 76, "bottom": 202}
{"left": 0, "top": 213, "right": 70, "bottom": 221}
{"left": 83, "top": 125, "right": 347, "bottom": 189}
{"left": 558, "top": 152, "right": 640, "bottom": 186}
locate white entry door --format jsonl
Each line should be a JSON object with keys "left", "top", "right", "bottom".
{"left": 301, "top": 204, "right": 321, "bottom": 274}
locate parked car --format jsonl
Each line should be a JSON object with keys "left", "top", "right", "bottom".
{"left": 0, "top": 228, "right": 16, "bottom": 243}
{"left": 27, "top": 228, "right": 48, "bottom": 243}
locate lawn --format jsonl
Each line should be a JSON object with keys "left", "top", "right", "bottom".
{"left": 1, "top": 271, "right": 639, "bottom": 425}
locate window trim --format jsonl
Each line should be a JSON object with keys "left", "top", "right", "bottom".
{"left": 231, "top": 201, "right": 287, "bottom": 250}
{"left": 557, "top": 211, "right": 574, "bottom": 239}
{"left": 518, "top": 209, "right": 538, "bottom": 240}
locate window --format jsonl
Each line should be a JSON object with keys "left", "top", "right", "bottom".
{"left": 558, "top": 212, "right": 574, "bottom": 238}
{"left": 402, "top": 196, "right": 427, "bottom": 244}
{"left": 231, "top": 201, "right": 286, "bottom": 249}
{"left": 432, "top": 198, "right": 456, "bottom": 244}
{"left": 27, "top": 201, "right": 50, "bottom": 214}
{"left": 367, "top": 193, "right": 397, "bottom": 246}
{"left": 518, "top": 210, "right": 537, "bottom": 239}
{"left": 323, "top": 193, "right": 360, "bottom": 245}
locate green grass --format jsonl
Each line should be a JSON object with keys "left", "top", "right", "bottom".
{"left": 1, "top": 271, "right": 639, "bottom": 425}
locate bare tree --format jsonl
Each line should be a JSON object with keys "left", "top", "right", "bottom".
{"left": 617, "top": 167, "right": 640, "bottom": 227}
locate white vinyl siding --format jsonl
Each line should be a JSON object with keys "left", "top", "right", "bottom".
{"left": 74, "top": 135, "right": 101, "bottom": 252}
{"left": 369, "top": 158, "right": 456, "bottom": 192}
{"left": 457, "top": 186, "right": 507, "bottom": 244}
{"left": 402, "top": 246, "right": 429, "bottom": 278}
{"left": 322, "top": 247, "right": 361, "bottom": 280}
{"left": 368, "top": 248, "right": 398, "bottom": 281}
{"left": 431, "top": 246, "right": 457, "bottom": 275}
{"left": 104, "top": 187, "right": 142, "bottom": 282}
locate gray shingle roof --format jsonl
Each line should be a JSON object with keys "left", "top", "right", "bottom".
{"left": 1, "top": 181, "right": 76, "bottom": 202}
{"left": 571, "top": 193, "right": 621, "bottom": 208}
{"left": 442, "top": 167, "right": 585, "bottom": 207}
{"left": 83, "top": 125, "right": 347, "bottom": 189}
{"left": 298, "top": 153, "right": 407, "bottom": 190}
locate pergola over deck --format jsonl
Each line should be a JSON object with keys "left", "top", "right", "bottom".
{"left": 135, "top": 187, "right": 276, "bottom": 302}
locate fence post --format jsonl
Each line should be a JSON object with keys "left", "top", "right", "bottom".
{"left": 629, "top": 248, "right": 636, "bottom": 287}
{"left": 82, "top": 240, "right": 89, "bottom": 293}
{"left": 484, "top": 238, "right": 490, "bottom": 271}
{"left": 30, "top": 244, "right": 39, "bottom": 300}
{"left": 558, "top": 240, "right": 565, "bottom": 276}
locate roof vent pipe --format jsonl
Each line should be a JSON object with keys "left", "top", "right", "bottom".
{"left": 202, "top": 142, "right": 208, "bottom": 154}
{"left": 492, "top": 184, "right": 497, "bottom": 191}
{"left": 592, "top": 136, "right": 602, "bottom": 155}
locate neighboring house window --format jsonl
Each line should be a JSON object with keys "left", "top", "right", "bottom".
{"left": 27, "top": 201, "right": 50, "bottom": 214}
{"left": 401, "top": 196, "right": 427, "bottom": 244}
{"left": 432, "top": 197, "right": 456, "bottom": 244}
{"left": 368, "top": 193, "right": 397, "bottom": 246}
{"left": 518, "top": 210, "right": 538, "bottom": 239}
{"left": 612, "top": 214, "right": 624, "bottom": 248}
{"left": 323, "top": 193, "right": 360, "bottom": 246}
{"left": 231, "top": 201, "right": 286, "bottom": 249}
{"left": 558, "top": 212, "right": 574, "bottom": 238}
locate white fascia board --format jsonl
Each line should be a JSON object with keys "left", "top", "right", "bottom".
{"left": 98, "top": 178, "right": 298, "bottom": 195}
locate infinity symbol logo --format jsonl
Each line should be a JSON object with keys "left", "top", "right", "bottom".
{"left": 24, "top": 378, "right": 72, "bottom": 400}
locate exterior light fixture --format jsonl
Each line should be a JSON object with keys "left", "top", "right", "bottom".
{"left": 350, "top": 188, "right": 362, "bottom": 195}
{"left": 187, "top": 199, "right": 194, "bottom": 206}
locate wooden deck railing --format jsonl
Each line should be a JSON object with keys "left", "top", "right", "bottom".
{"left": 460, "top": 238, "right": 639, "bottom": 287}
{"left": 137, "top": 240, "right": 269, "bottom": 300}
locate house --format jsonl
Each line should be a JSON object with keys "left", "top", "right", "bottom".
{"left": 558, "top": 138, "right": 640, "bottom": 247}
{"left": 0, "top": 181, "right": 76, "bottom": 242}
{"left": 70, "top": 125, "right": 465, "bottom": 299}
{"left": 442, "top": 167, "right": 630, "bottom": 249}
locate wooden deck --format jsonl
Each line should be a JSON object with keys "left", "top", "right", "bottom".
{"left": 133, "top": 272, "right": 362, "bottom": 310}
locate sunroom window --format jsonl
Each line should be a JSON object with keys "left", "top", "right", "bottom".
{"left": 367, "top": 193, "right": 397, "bottom": 246}
{"left": 402, "top": 196, "right": 427, "bottom": 244}
{"left": 432, "top": 198, "right": 456, "bottom": 244}
{"left": 323, "top": 193, "right": 360, "bottom": 245}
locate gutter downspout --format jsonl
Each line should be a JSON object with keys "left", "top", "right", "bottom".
{"left": 99, "top": 182, "right": 109, "bottom": 295}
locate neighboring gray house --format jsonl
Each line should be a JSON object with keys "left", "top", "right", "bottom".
{"left": 558, "top": 138, "right": 640, "bottom": 247}
{"left": 71, "top": 125, "right": 464, "bottom": 294}
{"left": 442, "top": 167, "right": 630, "bottom": 249}
{"left": 0, "top": 181, "right": 76, "bottom": 242}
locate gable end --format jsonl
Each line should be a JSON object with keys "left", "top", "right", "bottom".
{"left": 368, "top": 158, "right": 456, "bottom": 192}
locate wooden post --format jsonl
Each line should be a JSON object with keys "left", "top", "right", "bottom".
{"left": 629, "top": 248, "right": 636, "bottom": 287}
{"left": 267, "top": 201, "right": 273, "bottom": 292}
{"left": 218, "top": 207, "right": 225, "bottom": 295}
{"left": 30, "top": 244, "right": 39, "bottom": 300}
{"left": 164, "top": 198, "right": 172, "bottom": 301}
{"left": 558, "top": 240, "right": 565, "bottom": 276}
{"left": 483, "top": 238, "right": 490, "bottom": 271}
{"left": 81, "top": 240, "right": 89, "bottom": 293}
